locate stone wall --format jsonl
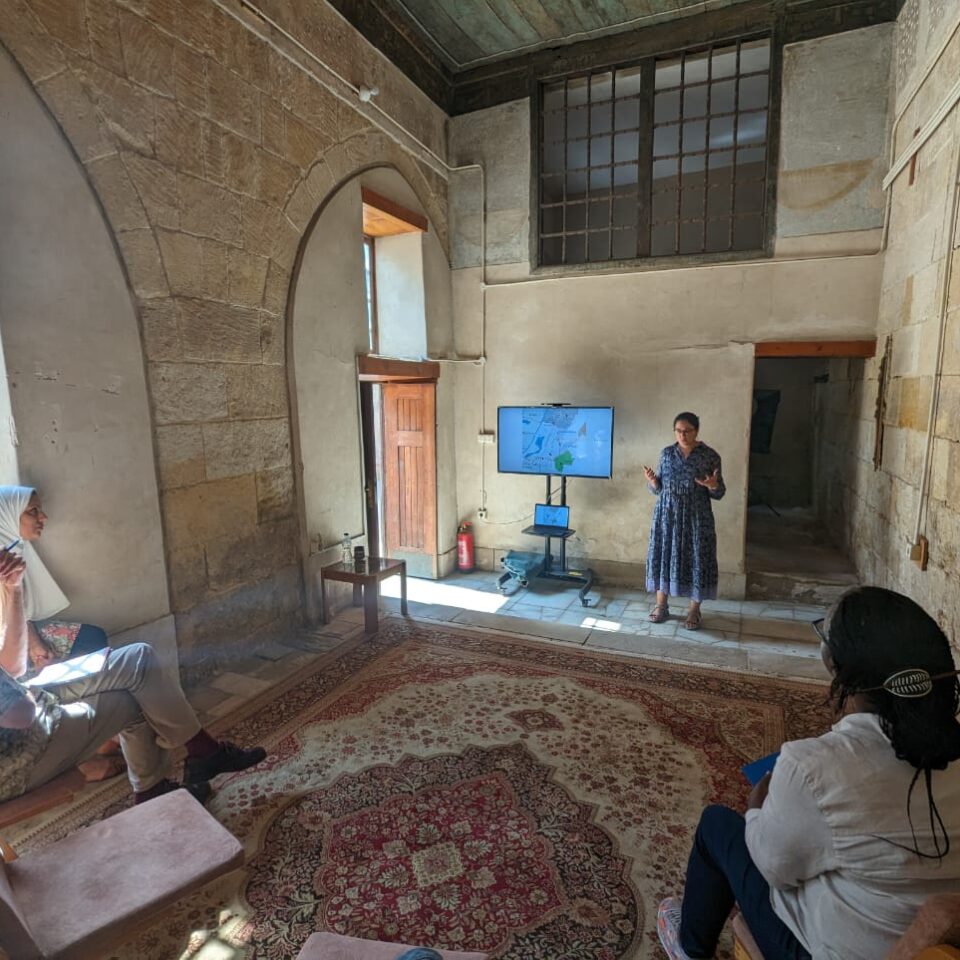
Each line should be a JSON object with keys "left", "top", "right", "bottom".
{"left": 0, "top": 0, "right": 449, "bottom": 671}
{"left": 816, "top": 0, "right": 960, "bottom": 641}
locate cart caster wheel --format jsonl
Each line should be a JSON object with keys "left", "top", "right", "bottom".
{"left": 519, "top": 579, "right": 528, "bottom": 588}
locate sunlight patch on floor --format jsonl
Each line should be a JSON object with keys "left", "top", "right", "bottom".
{"left": 381, "top": 577, "right": 510, "bottom": 613}
{"left": 580, "top": 616, "right": 621, "bottom": 632}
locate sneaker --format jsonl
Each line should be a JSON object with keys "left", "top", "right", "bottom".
{"left": 183, "top": 741, "right": 267, "bottom": 784}
{"left": 134, "top": 778, "right": 212, "bottom": 806}
{"left": 657, "top": 897, "right": 694, "bottom": 960}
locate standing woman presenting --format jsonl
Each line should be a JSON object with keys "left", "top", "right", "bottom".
{"left": 643, "top": 412, "right": 725, "bottom": 630}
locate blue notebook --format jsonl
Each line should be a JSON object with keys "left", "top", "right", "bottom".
{"left": 742, "top": 751, "right": 779, "bottom": 785}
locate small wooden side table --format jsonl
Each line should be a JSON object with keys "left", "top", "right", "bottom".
{"left": 320, "top": 557, "right": 408, "bottom": 636}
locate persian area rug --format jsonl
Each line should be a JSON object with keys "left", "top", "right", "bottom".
{"left": 36, "top": 618, "right": 828, "bottom": 959}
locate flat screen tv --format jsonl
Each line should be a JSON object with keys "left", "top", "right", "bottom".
{"left": 497, "top": 406, "right": 614, "bottom": 479}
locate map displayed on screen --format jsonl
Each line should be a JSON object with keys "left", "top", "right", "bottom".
{"left": 498, "top": 407, "right": 614, "bottom": 478}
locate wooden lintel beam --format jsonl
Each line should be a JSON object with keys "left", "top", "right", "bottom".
{"left": 357, "top": 355, "right": 440, "bottom": 382}
{"left": 755, "top": 340, "right": 876, "bottom": 358}
{"left": 361, "top": 187, "right": 428, "bottom": 236}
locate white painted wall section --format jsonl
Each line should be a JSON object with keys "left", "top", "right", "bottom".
{"left": 0, "top": 46, "right": 169, "bottom": 633}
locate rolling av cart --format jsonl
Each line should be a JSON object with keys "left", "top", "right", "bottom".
{"left": 497, "top": 474, "right": 596, "bottom": 607}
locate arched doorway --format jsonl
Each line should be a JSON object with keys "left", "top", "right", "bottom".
{"left": 288, "top": 166, "right": 457, "bottom": 621}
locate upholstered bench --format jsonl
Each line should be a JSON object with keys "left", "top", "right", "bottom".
{"left": 296, "top": 932, "right": 488, "bottom": 959}
{"left": 0, "top": 789, "right": 243, "bottom": 960}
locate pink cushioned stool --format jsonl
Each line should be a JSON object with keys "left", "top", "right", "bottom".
{"left": 0, "top": 789, "right": 243, "bottom": 960}
{"left": 296, "top": 932, "right": 487, "bottom": 960}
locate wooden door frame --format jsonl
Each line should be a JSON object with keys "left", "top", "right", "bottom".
{"left": 356, "top": 356, "right": 440, "bottom": 572}
{"left": 381, "top": 380, "right": 439, "bottom": 568}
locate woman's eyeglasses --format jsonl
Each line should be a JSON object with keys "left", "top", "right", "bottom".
{"left": 812, "top": 618, "right": 827, "bottom": 644}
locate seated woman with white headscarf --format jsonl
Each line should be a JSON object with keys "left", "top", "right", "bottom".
{"left": 0, "top": 486, "right": 125, "bottom": 779}
{"left": 0, "top": 484, "right": 267, "bottom": 805}
{"left": 0, "top": 486, "right": 108, "bottom": 673}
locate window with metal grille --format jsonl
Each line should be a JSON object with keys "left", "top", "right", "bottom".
{"left": 538, "top": 36, "right": 771, "bottom": 266}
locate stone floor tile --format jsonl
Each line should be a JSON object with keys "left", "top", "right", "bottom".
{"left": 755, "top": 606, "right": 800, "bottom": 620}
{"left": 593, "top": 598, "right": 628, "bottom": 616}
{"left": 210, "top": 671, "right": 273, "bottom": 697}
{"left": 185, "top": 685, "right": 233, "bottom": 715}
{"left": 738, "top": 637, "right": 822, "bottom": 659}
{"left": 253, "top": 641, "right": 297, "bottom": 661}
{"left": 451, "top": 609, "right": 589, "bottom": 644}
{"left": 698, "top": 613, "right": 741, "bottom": 633}
{"left": 250, "top": 658, "right": 306, "bottom": 684}
{"left": 740, "top": 616, "right": 815, "bottom": 642}
{"left": 746, "top": 649, "right": 829, "bottom": 681}
{"left": 701, "top": 599, "right": 744, "bottom": 614}
{"left": 790, "top": 605, "right": 828, "bottom": 621}
{"left": 283, "top": 634, "right": 334, "bottom": 653}
{"left": 510, "top": 587, "right": 579, "bottom": 610}
{"left": 205, "top": 693, "right": 252, "bottom": 719}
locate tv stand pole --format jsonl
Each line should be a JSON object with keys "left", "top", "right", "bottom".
{"left": 538, "top": 474, "right": 594, "bottom": 607}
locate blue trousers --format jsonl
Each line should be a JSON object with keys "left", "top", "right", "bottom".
{"left": 680, "top": 805, "right": 811, "bottom": 960}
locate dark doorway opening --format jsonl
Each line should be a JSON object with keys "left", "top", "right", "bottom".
{"left": 746, "top": 356, "right": 857, "bottom": 605}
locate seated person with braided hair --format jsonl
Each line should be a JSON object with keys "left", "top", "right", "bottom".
{"left": 657, "top": 586, "right": 960, "bottom": 960}
{"left": 0, "top": 485, "right": 267, "bottom": 805}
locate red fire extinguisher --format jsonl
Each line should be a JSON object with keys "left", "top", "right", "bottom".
{"left": 457, "top": 521, "right": 475, "bottom": 573}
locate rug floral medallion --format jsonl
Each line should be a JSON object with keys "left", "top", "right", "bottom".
{"left": 32, "top": 619, "right": 828, "bottom": 959}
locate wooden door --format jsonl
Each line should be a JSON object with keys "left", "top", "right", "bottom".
{"left": 382, "top": 382, "right": 437, "bottom": 576}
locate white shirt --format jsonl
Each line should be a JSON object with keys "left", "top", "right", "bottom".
{"left": 745, "top": 713, "right": 960, "bottom": 960}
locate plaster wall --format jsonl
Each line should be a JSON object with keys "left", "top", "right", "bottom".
{"left": 375, "top": 234, "right": 428, "bottom": 360}
{"left": 0, "top": 334, "right": 18, "bottom": 485}
{"left": 817, "top": 1, "right": 960, "bottom": 644}
{"left": 0, "top": 46, "right": 169, "bottom": 634}
{"left": 776, "top": 25, "right": 893, "bottom": 245}
{"left": 292, "top": 178, "right": 367, "bottom": 595}
{"left": 293, "top": 167, "right": 457, "bottom": 612}
{"left": 447, "top": 26, "right": 890, "bottom": 594}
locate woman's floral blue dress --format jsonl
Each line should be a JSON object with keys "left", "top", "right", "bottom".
{"left": 646, "top": 442, "right": 725, "bottom": 601}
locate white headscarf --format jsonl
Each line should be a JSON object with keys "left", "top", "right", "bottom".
{"left": 0, "top": 485, "right": 69, "bottom": 622}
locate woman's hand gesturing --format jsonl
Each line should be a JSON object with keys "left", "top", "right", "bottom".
{"left": 695, "top": 468, "right": 721, "bottom": 491}
{"left": 0, "top": 550, "right": 25, "bottom": 587}
{"left": 643, "top": 465, "right": 658, "bottom": 485}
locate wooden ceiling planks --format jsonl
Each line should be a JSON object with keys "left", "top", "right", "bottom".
{"left": 389, "top": 0, "right": 752, "bottom": 67}
{"left": 331, "top": 0, "right": 899, "bottom": 114}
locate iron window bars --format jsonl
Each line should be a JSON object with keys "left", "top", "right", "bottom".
{"left": 538, "top": 36, "right": 772, "bottom": 266}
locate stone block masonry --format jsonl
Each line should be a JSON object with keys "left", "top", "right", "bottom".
{"left": 0, "top": 0, "right": 449, "bottom": 674}
{"left": 815, "top": 1, "right": 960, "bottom": 649}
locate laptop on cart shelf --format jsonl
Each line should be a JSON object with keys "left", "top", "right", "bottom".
{"left": 525, "top": 503, "right": 573, "bottom": 538}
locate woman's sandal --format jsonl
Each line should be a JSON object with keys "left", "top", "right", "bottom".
{"left": 649, "top": 603, "right": 669, "bottom": 623}
{"left": 684, "top": 608, "right": 703, "bottom": 631}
